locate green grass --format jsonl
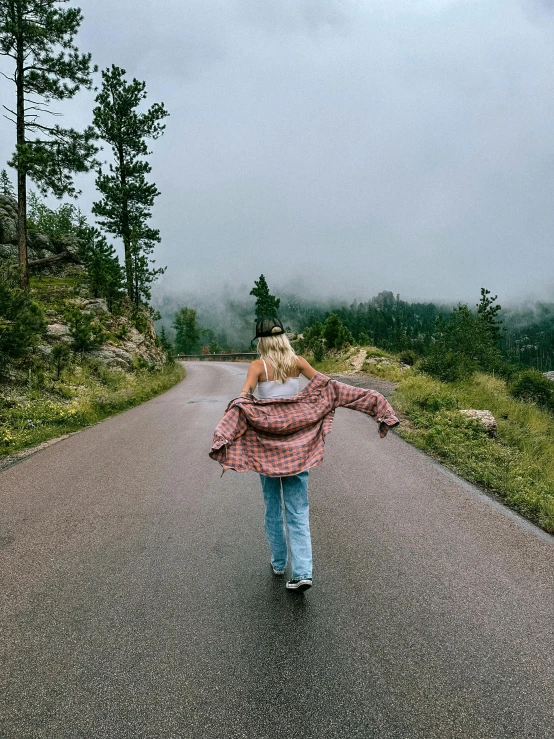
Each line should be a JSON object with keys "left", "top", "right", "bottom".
{"left": 30, "top": 272, "right": 88, "bottom": 312}
{"left": 0, "top": 362, "right": 185, "bottom": 459}
{"left": 393, "top": 373, "right": 554, "bottom": 534}
{"left": 312, "top": 345, "right": 412, "bottom": 383}
{"left": 312, "top": 345, "right": 554, "bottom": 534}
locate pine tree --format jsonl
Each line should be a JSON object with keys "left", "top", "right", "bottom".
{"left": 79, "top": 228, "right": 125, "bottom": 312}
{"left": 92, "top": 65, "right": 168, "bottom": 304}
{"left": 0, "top": 169, "right": 15, "bottom": 197}
{"left": 0, "top": 261, "right": 45, "bottom": 367}
{"left": 0, "top": 0, "right": 98, "bottom": 286}
{"left": 158, "top": 325, "right": 173, "bottom": 356}
{"left": 172, "top": 307, "right": 204, "bottom": 354}
{"left": 250, "top": 274, "right": 281, "bottom": 320}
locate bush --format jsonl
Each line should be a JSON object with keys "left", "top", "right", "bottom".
{"left": 66, "top": 309, "right": 106, "bottom": 354}
{"left": 509, "top": 370, "right": 554, "bottom": 409}
{"left": 399, "top": 350, "right": 417, "bottom": 366}
{"left": 0, "top": 264, "right": 45, "bottom": 366}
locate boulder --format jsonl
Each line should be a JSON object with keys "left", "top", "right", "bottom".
{"left": 0, "top": 194, "right": 18, "bottom": 245}
{"left": 46, "top": 322, "right": 71, "bottom": 338}
{"left": 82, "top": 299, "right": 109, "bottom": 315}
{"left": 89, "top": 345, "right": 134, "bottom": 371}
{"left": 543, "top": 371, "right": 554, "bottom": 382}
{"left": 459, "top": 409, "right": 497, "bottom": 437}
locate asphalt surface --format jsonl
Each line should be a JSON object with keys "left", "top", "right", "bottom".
{"left": 1, "top": 361, "right": 553, "bottom": 739}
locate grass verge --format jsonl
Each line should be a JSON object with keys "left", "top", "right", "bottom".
{"left": 0, "top": 362, "right": 185, "bottom": 459}
{"left": 313, "top": 346, "right": 554, "bottom": 535}
{"left": 393, "top": 373, "right": 554, "bottom": 535}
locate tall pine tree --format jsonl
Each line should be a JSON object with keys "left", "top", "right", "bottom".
{"left": 250, "top": 274, "right": 281, "bottom": 320}
{"left": 0, "top": 168, "right": 15, "bottom": 197}
{"left": 0, "top": 0, "right": 98, "bottom": 286}
{"left": 92, "top": 65, "right": 168, "bottom": 305}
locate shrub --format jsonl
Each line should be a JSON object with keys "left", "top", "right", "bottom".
{"left": 399, "top": 349, "right": 417, "bottom": 366}
{"left": 509, "top": 370, "right": 554, "bottom": 409}
{"left": 0, "top": 264, "right": 45, "bottom": 366}
{"left": 66, "top": 309, "right": 106, "bottom": 354}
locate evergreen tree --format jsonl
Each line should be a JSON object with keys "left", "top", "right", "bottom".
{"left": 51, "top": 342, "right": 70, "bottom": 379}
{"left": 250, "top": 274, "right": 281, "bottom": 320}
{"left": 323, "top": 313, "right": 354, "bottom": 350}
{"left": 66, "top": 308, "right": 105, "bottom": 355}
{"left": 27, "top": 190, "right": 87, "bottom": 244}
{"left": 79, "top": 228, "right": 125, "bottom": 312}
{"left": 158, "top": 325, "right": 173, "bottom": 356}
{"left": 92, "top": 65, "right": 168, "bottom": 304}
{"left": 172, "top": 307, "right": 204, "bottom": 354}
{"left": 0, "top": 168, "right": 15, "bottom": 197}
{"left": 476, "top": 288, "right": 502, "bottom": 343}
{"left": 0, "top": 0, "right": 98, "bottom": 286}
{"left": 129, "top": 227, "right": 164, "bottom": 307}
{"left": 0, "top": 262, "right": 45, "bottom": 367}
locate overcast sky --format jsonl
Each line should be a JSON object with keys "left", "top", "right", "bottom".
{"left": 2, "top": 0, "right": 554, "bottom": 304}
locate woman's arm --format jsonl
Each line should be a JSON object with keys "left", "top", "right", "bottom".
{"left": 240, "top": 360, "right": 262, "bottom": 395}
{"left": 297, "top": 355, "right": 318, "bottom": 380}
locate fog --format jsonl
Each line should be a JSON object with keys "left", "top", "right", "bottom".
{"left": 2, "top": 0, "right": 554, "bottom": 305}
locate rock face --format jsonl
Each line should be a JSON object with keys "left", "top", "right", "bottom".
{"left": 0, "top": 193, "right": 84, "bottom": 272}
{"left": 460, "top": 409, "right": 497, "bottom": 437}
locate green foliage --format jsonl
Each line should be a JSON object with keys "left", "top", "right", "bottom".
{"left": 173, "top": 307, "right": 205, "bottom": 354}
{"left": 0, "top": 362, "right": 185, "bottom": 457}
{"left": 79, "top": 228, "right": 125, "bottom": 311}
{"left": 250, "top": 274, "right": 281, "bottom": 321}
{"left": 301, "top": 321, "right": 325, "bottom": 361}
{"left": 208, "top": 340, "right": 224, "bottom": 354}
{"left": 394, "top": 372, "right": 554, "bottom": 534}
{"left": 158, "top": 325, "right": 174, "bottom": 356}
{"left": 1, "top": 0, "right": 98, "bottom": 197}
{"left": 323, "top": 313, "right": 354, "bottom": 350}
{"left": 399, "top": 349, "right": 417, "bottom": 366}
{"left": 0, "top": 263, "right": 45, "bottom": 365}
{"left": 0, "top": 169, "right": 15, "bottom": 197}
{"left": 66, "top": 308, "right": 106, "bottom": 353}
{"left": 420, "top": 292, "right": 503, "bottom": 382}
{"left": 509, "top": 370, "right": 554, "bottom": 409}
{"left": 92, "top": 65, "right": 168, "bottom": 305}
{"left": 51, "top": 342, "right": 71, "bottom": 379}
{"left": 27, "top": 191, "right": 88, "bottom": 244}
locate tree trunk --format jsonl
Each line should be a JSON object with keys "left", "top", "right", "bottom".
{"left": 117, "top": 143, "right": 134, "bottom": 302}
{"left": 28, "top": 252, "right": 72, "bottom": 267}
{"left": 16, "top": 12, "right": 28, "bottom": 288}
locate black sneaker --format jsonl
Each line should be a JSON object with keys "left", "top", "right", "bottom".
{"left": 285, "top": 578, "right": 312, "bottom": 591}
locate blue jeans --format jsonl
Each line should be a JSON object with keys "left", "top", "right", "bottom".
{"left": 259, "top": 471, "right": 312, "bottom": 580}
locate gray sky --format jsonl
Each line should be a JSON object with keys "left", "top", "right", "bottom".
{"left": 2, "top": 0, "right": 554, "bottom": 304}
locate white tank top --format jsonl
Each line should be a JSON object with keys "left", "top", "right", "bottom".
{"left": 257, "top": 358, "right": 300, "bottom": 399}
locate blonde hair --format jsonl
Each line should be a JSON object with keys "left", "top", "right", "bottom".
{"left": 257, "top": 333, "right": 298, "bottom": 383}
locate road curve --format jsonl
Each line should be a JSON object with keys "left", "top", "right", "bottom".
{"left": 1, "top": 361, "right": 553, "bottom": 739}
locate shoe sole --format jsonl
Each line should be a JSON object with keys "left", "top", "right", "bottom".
{"left": 272, "top": 570, "right": 285, "bottom": 576}
{"left": 286, "top": 580, "right": 312, "bottom": 591}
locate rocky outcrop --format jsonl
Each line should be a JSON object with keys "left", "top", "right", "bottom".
{"left": 459, "top": 409, "right": 497, "bottom": 437}
{"left": 0, "top": 193, "right": 83, "bottom": 273}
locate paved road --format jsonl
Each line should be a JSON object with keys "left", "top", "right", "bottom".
{"left": 1, "top": 362, "right": 553, "bottom": 739}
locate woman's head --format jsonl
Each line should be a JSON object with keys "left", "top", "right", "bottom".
{"left": 257, "top": 332, "right": 297, "bottom": 383}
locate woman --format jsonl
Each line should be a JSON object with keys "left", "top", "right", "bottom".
{"left": 239, "top": 317, "right": 316, "bottom": 592}
{"left": 209, "top": 317, "right": 399, "bottom": 594}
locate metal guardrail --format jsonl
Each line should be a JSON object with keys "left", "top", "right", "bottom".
{"left": 176, "top": 352, "right": 257, "bottom": 362}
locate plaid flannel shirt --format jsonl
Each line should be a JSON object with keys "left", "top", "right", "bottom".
{"left": 209, "top": 371, "right": 399, "bottom": 477}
